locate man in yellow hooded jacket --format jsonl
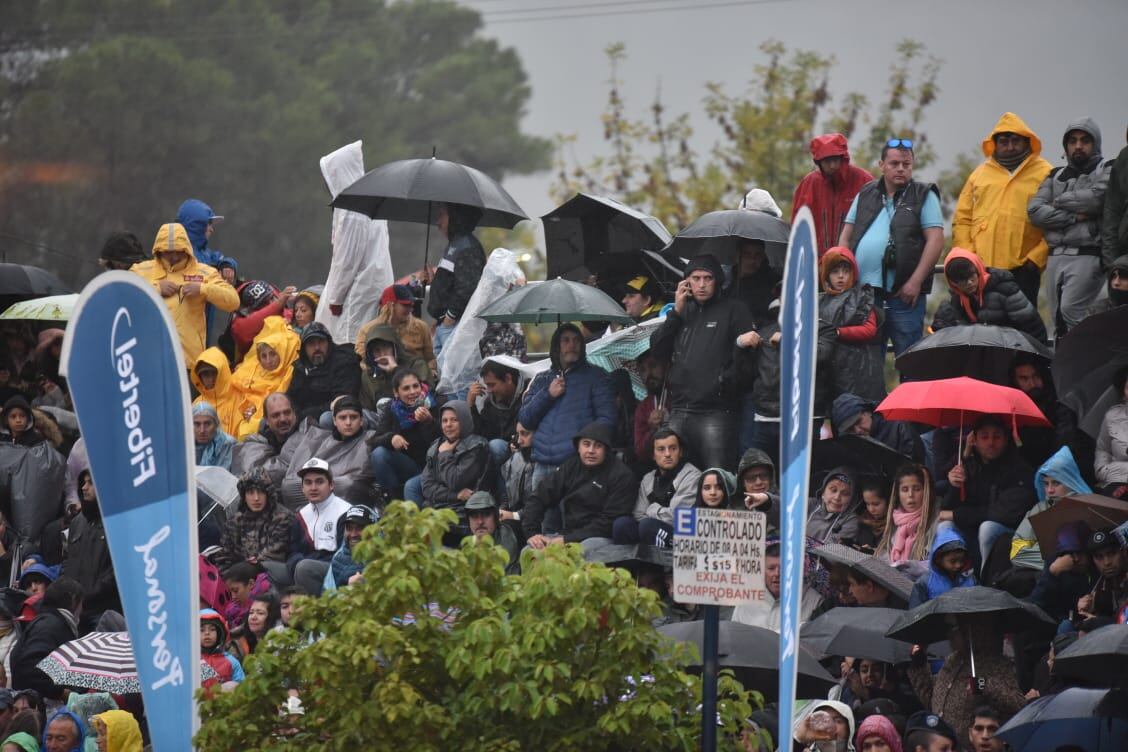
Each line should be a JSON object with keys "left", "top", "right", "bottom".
{"left": 131, "top": 223, "right": 239, "bottom": 367}
{"left": 954, "top": 112, "right": 1053, "bottom": 305}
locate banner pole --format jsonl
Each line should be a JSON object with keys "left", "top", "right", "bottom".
{"left": 701, "top": 604, "right": 720, "bottom": 752}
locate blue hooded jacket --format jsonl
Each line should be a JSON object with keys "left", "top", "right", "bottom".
{"left": 176, "top": 199, "right": 237, "bottom": 272}
{"left": 1034, "top": 445, "right": 1092, "bottom": 503}
{"left": 43, "top": 708, "right": 86, "bottom": 752}
{"left": 907, "top": 525, "right": 976, "bottom": 608}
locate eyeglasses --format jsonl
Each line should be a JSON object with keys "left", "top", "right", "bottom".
{"left": 886, "top": 138, "right": 914, "bottom": 149}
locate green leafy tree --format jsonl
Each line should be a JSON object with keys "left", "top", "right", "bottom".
{"left": 0, "top": 0, "right": 549, "bottom": 287}
{"left": 553, "top": 39, "right": 943, "bottom": 229}
{"left": 197, "top": 502, "right": 757, "bottom": 751}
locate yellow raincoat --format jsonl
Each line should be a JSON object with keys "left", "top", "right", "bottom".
{"left": 93, "top": 709, "right": 143, "bottom": 752}
{"left": 230, "top": 315, "right": 300, "bottom": 439}
{"left": 953, "top": 112, "right": 1053, "bottom": 270}
{"left": 191, "top": 347, "right": 242, "bottom": 436}
{"left": 130, "top": 223, "right": 239, "bottom": 366}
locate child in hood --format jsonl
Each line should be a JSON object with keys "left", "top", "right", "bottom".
{"left": 931, "top": 249, "right": 1048, "bottom": 343}
{"left": 907, "top": 526, "right": 977, "bottom": 608}
{"left": 818, "top": 247, "right": 886, "bottom": 403}
{"left": 807, "top": 467, "right": 860, "bottom": 544}
{"left": 848, "top": 478, "right": 888, "bottom": 556}
{"left": 199, "top": 609, "right": 244, "bottom": 691}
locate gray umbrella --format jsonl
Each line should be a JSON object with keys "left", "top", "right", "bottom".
{"left": 1052, "top": 623, "right": 1128, "bottom": 687}
{"left": 802, "top": 607, "right": 915, "bottom": 664}
{"left": 477, "top": 278, "right": 634, "bottom": 325}
{"left": 895, "top": 324, "right": 1054, "bottom": 384}
{"left": 542, "top": 193, "right": 673, "bottom": 280}
{"left": 661, "top": 209, "right": 790, "bottom": 270}
{"left": 885, "top": 586, "right": 1055, "bottom": 645}
{"left": 996, "top": 687, "right": 1128, "bottom": 752}
{"left": 330, "top": 156, "right": 528, "bottom": 229}
{"left": 657, "top": 620, "right": 835, "bottom": 698}
{"left": 807, "top": 543, "right": 914, "bottom": 605}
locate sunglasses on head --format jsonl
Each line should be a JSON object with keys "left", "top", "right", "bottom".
{"left": 886, "top": 138, "right": 914, "bottom": 149}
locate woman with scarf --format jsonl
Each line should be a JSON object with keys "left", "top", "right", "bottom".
{"left": 368, "top": 369, "right": 439, "bottom": 499}
{"left": 875, "top": 464, "right": 937, "bottom": 568}
{"left": 193, "top": 402, "right": 235, "bottom": 470}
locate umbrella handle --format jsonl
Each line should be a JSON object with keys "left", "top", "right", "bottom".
{"left": 958, "top": 411, "right": 966, "bottom": 503}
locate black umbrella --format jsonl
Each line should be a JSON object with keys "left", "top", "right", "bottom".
{"left": 542, "top": 193, "right": 673, "bottom": 280}
{"left": 583, "top": 543, "right": 672, "bottom": 571}
{"left": 801, "top": 607, "right": 915, "bottom": 664}
{"left": 810, "top": 436, "right": 910, "bottom": 488}
{"left": 895, "top": 324, "right": 1054, "bottom": 384}
{"left": 1052, "top": 624, "right": 1128, "bottom": 687}
{"left": 885, "top": 586, "right": 1055, "bottom": 645}
{"left": 1052, "top": 305, "right": 1128, "bottom": 437}
{"left": 807, "top": 543, "right": 914, "bottom": 605}
{"left": 330, "top": 156, "right": 528, "bottom": 229}
{"left": 661, "top": 210, "right": 790, "bottom": 270}
{"left": 477, "top": 278, "right": 634, "bottom": 325}
{"left": 657, "top": 620, "right": 835, "bottom": 698}
{"left": 995, "top": 687, "right": 1128, "bottom": 752}
{"left": 0, "top": 264, "right": 71, "bottom": 315}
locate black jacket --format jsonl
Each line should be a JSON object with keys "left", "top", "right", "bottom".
{"left": 287, "top": 345, "right": 362, "bottom": 422}
{"left": 471, "top": 394, "right": 520, "bottom": 443}
{"left": 10, "top": 607, "right": 78, "bottom": 698}
{"left": 943, "top": 446, "right": 1037, "bottom": 532}
{"left": 932, "top": 269, "right": 1048, "bottom": 343}
{"left": 62, "top": 511, "right": 119, "bottom": 615}
{"left": 521, "top": 424, "right": 638, "bottom": 542}
{"left": 650, "top": 256, "right": 755, "bottom": 411}
{"left": 419, "top": 401, "right": 490, "bottom": 514}
{"left": 370, "top": 399, "right": 442, "bottom": 470}
{"left": 427, "top": 233, "right": 486, "bottom": 321}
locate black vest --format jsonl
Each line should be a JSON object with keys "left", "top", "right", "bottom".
{"left": 847, "top": 179, "right": 940, "bottom": 294}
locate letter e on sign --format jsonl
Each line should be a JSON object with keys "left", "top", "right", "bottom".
{"left": 675, "top": 508, "right": 695, "bottom": 536}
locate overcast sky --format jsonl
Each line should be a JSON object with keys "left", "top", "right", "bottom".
{"left": 469, "top": 0, "right": 1128, "bottom": 224}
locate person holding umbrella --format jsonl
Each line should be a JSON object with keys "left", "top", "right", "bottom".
{"left": 425, "top": 204, "right": 486, "bottom": 357}
{"left": 905, "top": 613, "right": 1026, "bottom": 745}
{"left": 938, "top": 414, "right": 1038, "bottom": 571}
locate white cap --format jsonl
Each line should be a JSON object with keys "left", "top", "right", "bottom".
{"left": 297, "top": 457, "right": 332, "bottom": 479}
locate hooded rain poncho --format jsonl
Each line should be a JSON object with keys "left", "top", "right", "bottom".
{"left": 1010, "top": 445, "right": 1093, "bottom": 569}
{"left": 436, "top": 248, "right": 526, "bottom": 396}
{"left": 954, "top": 113, "right": 1053, "bottom": 270}
{"left": 229, "top": 316, "right": 301, "bottom": 440}
{"left": 191, "top": 346, "right": 241, "bottom": 436}
{"left": 92, "top": 710, "right": 143, "bottom": 752}
{"left": 129, "top": 222, "right": 239, "bottom": 366}
{"left": 315, "top": 141, "right": 393, "bottom": 345}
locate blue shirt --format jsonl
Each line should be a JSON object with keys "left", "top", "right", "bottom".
{"left": 845, "top": 190, "right": 943, "bottom": 290}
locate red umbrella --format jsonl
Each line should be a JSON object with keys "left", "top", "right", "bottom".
{"left": 875, "top": 376, "right": 1050, "bottom": 429}
{"left": 876, "top": 377, "right": 1050, "bottom": 481}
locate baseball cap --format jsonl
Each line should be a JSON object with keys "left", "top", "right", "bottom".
{"left": 341, "top": 505, "right": 378, "bottom": 527}
{"left": 464, "top": 491, "right": 498, "bottom": 513}
{"left": 332, "top": 395, "right": 363, "bottom": 416}
{"left": 297, "top": 457, "right": 332, "bottom": 480}
{"left": 300, "top": 322, "right": 332, "bottom": 345}
{"left": 904, "top": 711, "right": 958, "bottom": 745}
{"left": 380, "top": 284, "right": 414, "bottom": 307}
{"left": 1086, "top": 529, "right": 1119, "bottom": 554}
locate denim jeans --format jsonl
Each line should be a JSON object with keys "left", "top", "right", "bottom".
{"left": 433, "top": 321, "right": 456, "bottom": 358}
{"left": 370, "top": 446, "right": 421, "bottom": 497}
{"left": 403, "top": 475, "right": 423, "bottom": 504}
{"left": 978, "top": 520, "right": 1014, "bottom": 576}
{"left": 666, "top": 408, "right": 738, "bottom": 471}
{"left": 883, "top": 293, "right": 926, "bottom": 359}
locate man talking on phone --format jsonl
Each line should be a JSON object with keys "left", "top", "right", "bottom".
{"left": 649, "top": 254, "right": 758, "bottom": 470}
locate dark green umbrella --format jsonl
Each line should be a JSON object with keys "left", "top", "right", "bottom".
{"left": 477, "top": 278, "right": 634, "bottom": 325}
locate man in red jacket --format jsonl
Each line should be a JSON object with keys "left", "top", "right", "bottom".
{"left": 791, "top": 133, "right": 874, "bottom": 256}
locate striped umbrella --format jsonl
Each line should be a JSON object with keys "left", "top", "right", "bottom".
{"left": 37, "top": 631, "right": 217, "bottom": 694}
